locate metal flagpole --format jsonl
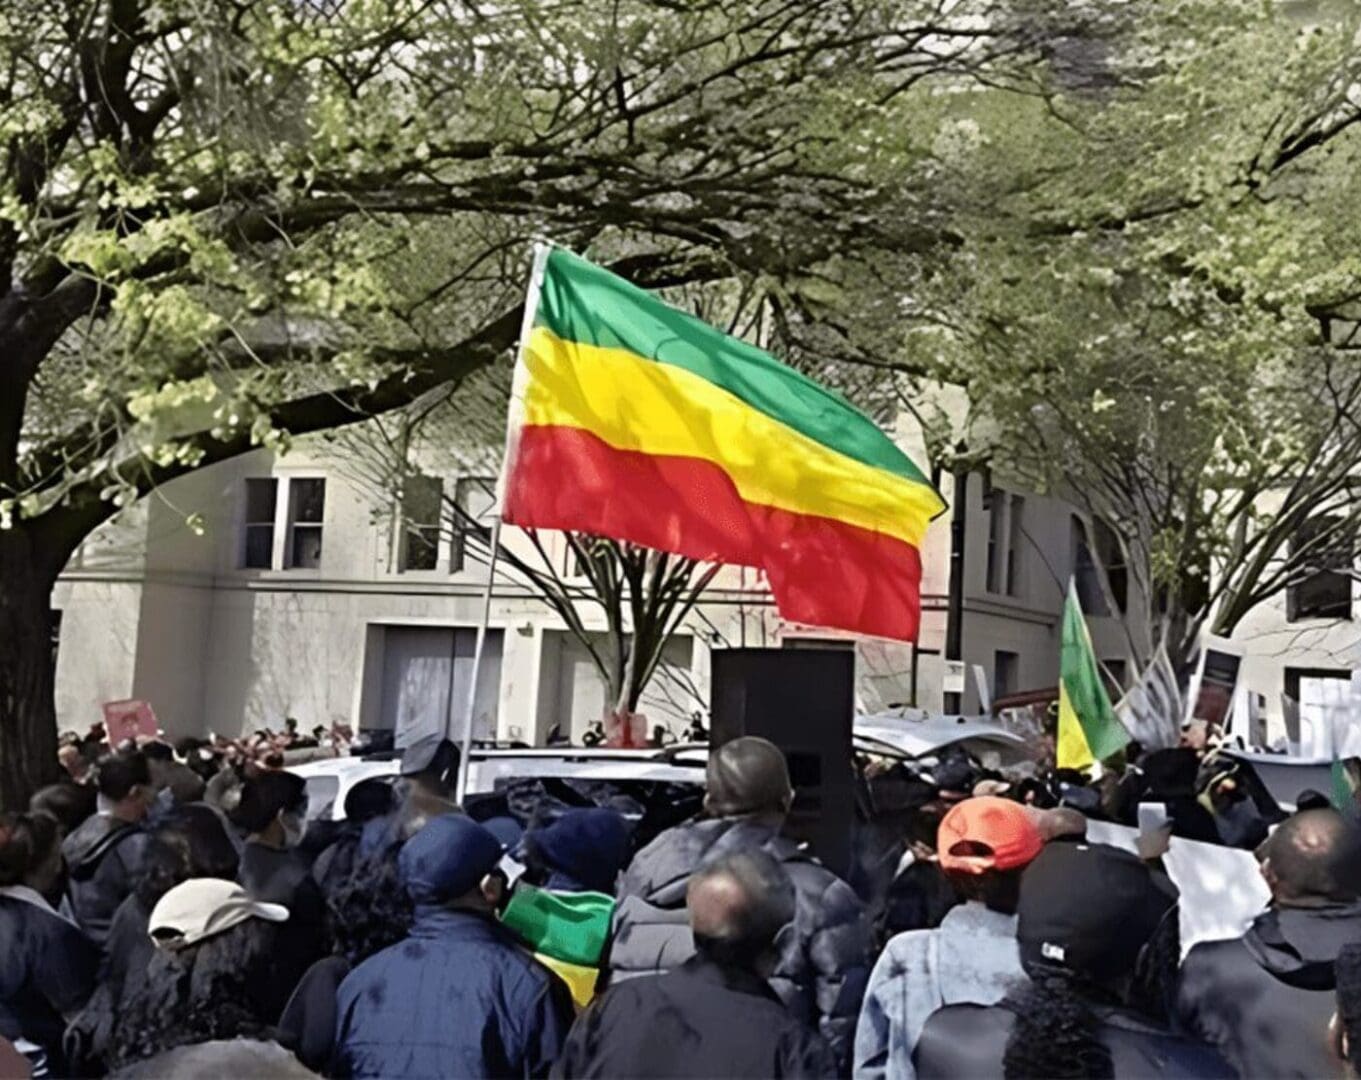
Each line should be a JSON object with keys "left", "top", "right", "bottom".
{"left": 453, "top": 516, "right": 503, "bottom": 807}
{"left": 453, "top": 241, "right": 551, "bottom": 807}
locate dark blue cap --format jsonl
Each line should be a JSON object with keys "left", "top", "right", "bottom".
{"left": 481, "top": 816, "right": 524, "bottom": 852}
{"left": 399, "top": 814, "right": 505, "bottom": 903}
{"left": 528, "top": 808, "right": 631, "bottom": 894}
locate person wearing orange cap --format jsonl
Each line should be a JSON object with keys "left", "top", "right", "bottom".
{"left": 853, "top": 796, "right": 1044, "bottom": 1080}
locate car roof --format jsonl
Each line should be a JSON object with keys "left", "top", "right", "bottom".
{"left": 289, "top": 712, "right": 1022, "bottom": 782}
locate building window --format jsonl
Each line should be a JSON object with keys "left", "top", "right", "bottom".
{"left": 400, "top": 475, "right": 444, "bottom": 572}
{"left": 1006, "top": 496, "right": 1024, "bottom": 596}
{"left": 1072, "top": 516, "right": 1109, "bottom": 616}
{"left": 1288, "top": 516, "right": 1353, "bottom": 622}
{"left": 994, "top": 650, "right": 1019, "bottom": 701}
{"left": 450, "top": 477, "right": 495, "bottom": 572}
{"left": 286, "top": 478, "right": 326, "bottom": 569}
{"left": 1092, "top": 519, "right": 1128, "bottom": 613}
{"left": 985, "top": 487, "right": 1024, "bottom": 597}
{"left": 242, "top": 478, "right": 278, "bottom": 569}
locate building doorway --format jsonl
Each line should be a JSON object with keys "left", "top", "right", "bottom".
{"left": 377, "top": 626, "right": 503, "bottom": 747}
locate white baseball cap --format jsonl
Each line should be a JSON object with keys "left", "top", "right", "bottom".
{"left": 148, "top": 878, "right": 289, "bottom": 949}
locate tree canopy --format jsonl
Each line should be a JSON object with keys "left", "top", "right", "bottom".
{"left": 0, "top": 0, "right": 1059, "bottom": 804}
{"left": 885, "top": 0, "right": 1361, "bottom": 665}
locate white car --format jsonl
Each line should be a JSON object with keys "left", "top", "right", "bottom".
{"left": 290, "top": 713, "right": 1027, "bottom": 822}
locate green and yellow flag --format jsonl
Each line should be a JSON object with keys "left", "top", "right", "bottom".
{"left": 1057, "top": 580, "right": 1130, "bottom": 770}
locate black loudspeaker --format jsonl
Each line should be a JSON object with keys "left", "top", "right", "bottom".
{"left": 710, "top": 648, "right": 856, "bottom": 878}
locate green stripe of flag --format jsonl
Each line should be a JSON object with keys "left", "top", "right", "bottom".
{"left": 534, "top": 247, "right": 932, "bottom": 487}
{"left": 1060, "top": 581, "right": 1130, "bottom": 763}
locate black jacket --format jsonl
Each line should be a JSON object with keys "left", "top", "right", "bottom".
{"left": 609, "top": 817, "right": 871, "bottom": 1068}
{"left": 237, "top": 841, "right": 327, "bottom": 1020}
{"left": 1177, "top": 901, "right": 1361, "bottom": 1079}
{"left": 915, "top": 1001, "right": 1235, "bottom": 1080}
{"left": 553, "top": 955, "right": 837, "bottom": 1079}
{"left": 62, "top": 815, "right": 148, "bottom": 949}
{"left": 277, "top": 954, "right": 350, "bottom": 1074}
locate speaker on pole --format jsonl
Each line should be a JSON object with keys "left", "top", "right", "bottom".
{"left": 709, "top": 647, "right": 856, "bottom": 878}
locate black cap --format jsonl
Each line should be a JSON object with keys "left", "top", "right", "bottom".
{"left": 1017, "top": 842, "right": 1176, "bottom": 984}
{"left": 930, "top": 749, "right": 978, "bottom": 795}
{"left": 400, "top": 736, "right": 460, "bottom": 784}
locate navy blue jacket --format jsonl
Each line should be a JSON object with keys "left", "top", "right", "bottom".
{"left": 0, "top": 892, "right": 99, "bottom": 1073}
{"left": 62, "top": 815, "right": 147, "bottom": 949}
{"left": 333, "top": 906, "right": 573, "bottom": 1079}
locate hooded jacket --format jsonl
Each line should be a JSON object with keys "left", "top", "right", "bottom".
{"left": 1176, "top": 900, "right": 1361, "bottom": 1079}
{"left": 608, "top": 817, "right": 872, "bottom": 1068}
{"left": 0, "top": 889, "right": 99, "bottom": 1076}
{"left": 62, "top": 814, "right": 148, "bottom": 948}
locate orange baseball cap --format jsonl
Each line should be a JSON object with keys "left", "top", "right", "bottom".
{"left": 937, "top": 796, "right": 1045, "bottom": 875}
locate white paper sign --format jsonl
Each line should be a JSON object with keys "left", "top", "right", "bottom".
{"left": 1084, "top": 820, "right": 1269, "bottom": 956}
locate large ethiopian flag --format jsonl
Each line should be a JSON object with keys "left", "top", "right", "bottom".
{"left": 500, "top": 246, "right": 946, "bottom": 641}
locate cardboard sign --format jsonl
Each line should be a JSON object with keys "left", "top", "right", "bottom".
{"left": 1184, "top": 637, "right": 1243, "bottom": 732}
{"left": 102, "top": 699, "right": 158, "bottom": 745}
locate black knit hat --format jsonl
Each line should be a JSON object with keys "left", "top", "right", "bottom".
{"left": 1017, "top": 841, "right": 1176, "bottom": 984}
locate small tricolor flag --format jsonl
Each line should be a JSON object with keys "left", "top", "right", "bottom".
{"left": 500, "top": 884, "right": 614, "bottom": 1008}
{"left": 1057, "top": 580, "right": 1130, "bottom": 770}
{"left": 500, "top": 246, "right": 946, "bottom": 641}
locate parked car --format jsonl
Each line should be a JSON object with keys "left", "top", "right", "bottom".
{"left": 290, "top": 713, "right": 1026, "bottom": 823}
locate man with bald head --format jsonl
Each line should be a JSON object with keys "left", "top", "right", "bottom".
{"left": 1176, "top": 808, "right": 1361, "bottom": 1078}
{"left": 555, "top": 850, "right": 835, "bottom": 1078}
{"left": 608, "top": 737, "right": 871, "bottom": 1069}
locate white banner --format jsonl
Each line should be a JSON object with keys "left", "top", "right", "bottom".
{"left": 1084, "top": 820, "right": 1269, "bottom": 956}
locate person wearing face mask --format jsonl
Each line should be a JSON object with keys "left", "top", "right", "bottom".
{"left": 232, "top": 770, "right": 325, "bottom": 1019}
{"left": 333, "top": 814, "right": 574, "bottom": 1078}
{"left": 63, "top": 751, "right": 154, "bottom": 949}
{"left": 0, "top": 811, "right": 99, "bottom": 1078}
{"left": 554, "top": 849, "right": 836, "bottom": 1078}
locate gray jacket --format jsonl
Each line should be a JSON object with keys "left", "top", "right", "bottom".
{"left": 608, "top": 817, "right": 872, "bottom": 1068}
{"left": 853, "top": 902, "right": 1028, "bottom": 1080}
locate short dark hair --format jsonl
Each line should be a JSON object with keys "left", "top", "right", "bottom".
{"left": 1267, "top": 808, "right": 1361, "bottom": 903}
{"left": 689, "top": 848, "right": 795, "bottom": 967}
{"left": 0, "top": 812, "right": 60, "bottom": 887}
{"left": 142, "top": 741, "right": 175, "bottom": 762}
{"left": 344, "top": 778, "right": 395, "bottom": 823}
{"left": 96, "top": 752, "right": 151, "bottom": 801}
{"left": 133, "top": 807, "right": 239, "bottom": 909}
{"left": 230, "top": 771, "right": 307, "bottom": 834}
{"left": 945, "top": 862, "right": 1024, "bottom": 913}
{"left": 29, "top": 782, "right": 97, "bottom": 835}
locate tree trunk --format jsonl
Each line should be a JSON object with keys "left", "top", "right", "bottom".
{"left": 0, "top": 529, "right": 61, "bottom": 810}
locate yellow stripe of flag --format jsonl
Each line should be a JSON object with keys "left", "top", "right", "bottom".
{"left": 520, "top": 326, "right": 941, "bottom": 548}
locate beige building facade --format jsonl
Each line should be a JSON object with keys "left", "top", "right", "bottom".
{"left": 51, "top": 403, "right": 1344, "bottom": 748}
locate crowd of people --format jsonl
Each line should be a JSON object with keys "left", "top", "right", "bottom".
{"left": 3, "top": 720, "right": 1361, "bottom": 1079}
